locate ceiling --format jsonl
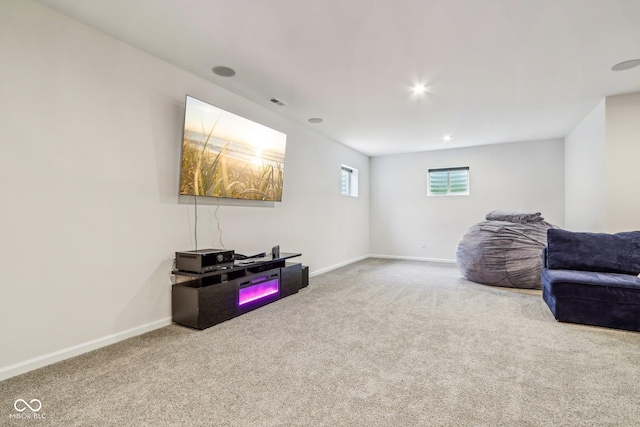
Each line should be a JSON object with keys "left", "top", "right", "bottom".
{"left": 35, "top": 0, "right": 640, "bottom": 156}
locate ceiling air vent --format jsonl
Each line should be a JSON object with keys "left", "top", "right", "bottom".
{"left": 270, "top": 98, "right": 286, "bottom": 106}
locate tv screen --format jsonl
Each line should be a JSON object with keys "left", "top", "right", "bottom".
{"left": 179, "top": 95, "right": 287, "bottom": 201}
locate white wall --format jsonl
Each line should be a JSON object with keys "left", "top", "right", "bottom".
{"left": 370, "top": 139, "right": 565, "bottom": 261}
{"left": 605, "top": 92, "right": 640, "bottom": 232}
{"left": 563, "top": 92, "right": 640, "bottom": 233}
{"left": 564, "top": 100, "right": 606, "bottom": 231}
{"left": 0, "top": 0, "right": 369, "bottom": 379}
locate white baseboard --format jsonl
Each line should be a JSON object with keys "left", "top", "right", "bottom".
{"left": 369, "top": 254, "right": 458, "bottom": 264}
{"left": 309, "top": 255, "right": 370, "bottom": 277}
{"left": 309, "top": 254, "right": 457, "bottom": 278}
{"left": 0, "top": 317, "right": 172, "bottom": 382}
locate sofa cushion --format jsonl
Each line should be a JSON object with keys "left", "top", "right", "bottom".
{"left": 542, "top": 268, "right": 640, "bottom": 304}
{"left": 546, "top": 229, "right": 640, "bottom": 275}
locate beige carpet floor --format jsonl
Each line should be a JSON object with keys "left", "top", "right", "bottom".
{"left": 2, "top": 258, "right": 640, "bottom": 426}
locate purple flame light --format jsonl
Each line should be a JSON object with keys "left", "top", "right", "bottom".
{"left": 238, "top": 279, "right": 279, "bottom": 306}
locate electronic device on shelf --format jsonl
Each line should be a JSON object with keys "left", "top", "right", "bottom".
{"left": 175, "top": 248, "right": 235, "bottom": 273}
{"left": 234, "top": 252, "right": 266, "bottom": 261}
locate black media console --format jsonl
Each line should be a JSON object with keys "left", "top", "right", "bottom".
{"left": 172, "top": 252, "right": 308, "bottom": 329}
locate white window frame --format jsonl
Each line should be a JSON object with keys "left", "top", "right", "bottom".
{"left": 341, "top": 165, "right": 359, "bottom": 197}
{"left": 428, "top": 167, "right": 470, "bottom": 196}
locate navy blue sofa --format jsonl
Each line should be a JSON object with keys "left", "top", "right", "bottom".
{"left": 541, "top": 229, "right": 640, "bottom": 332}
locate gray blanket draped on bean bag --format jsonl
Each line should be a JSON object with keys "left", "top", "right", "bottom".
{"left": 456, "top": 211, "right": 558, "bottom": 289}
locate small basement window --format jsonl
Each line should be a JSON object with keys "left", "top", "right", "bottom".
{"left": 428, "top": 167, "right": 469, "bottom": 196}
{"left": 341, "top": 165, "right": 359, "bottom": 197}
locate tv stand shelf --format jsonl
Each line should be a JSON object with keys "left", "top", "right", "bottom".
{"left": 171, "top": 252, "right": 308, "bottom": 329}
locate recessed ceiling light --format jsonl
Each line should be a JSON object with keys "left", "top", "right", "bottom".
{"left": 308, "top": 118, "right": 323, "bottom": 124}
{"left": 412, "top": 83, "right": 427, "bottom": 95}
{"left": 442, "top": 134, "right": 452, "bottom": 142}
{"left": 212, "top": 66, "right": 236, "bottom": 77}
{"left": 611, "top": 59, "right": 640, "bottom": 71}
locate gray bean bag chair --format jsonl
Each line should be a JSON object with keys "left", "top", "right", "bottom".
{"left": 456, "top": 211, "right": 557, "bottom": 289}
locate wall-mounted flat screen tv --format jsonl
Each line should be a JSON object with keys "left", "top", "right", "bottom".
{"left": 179, "top": 95, "right": 287, "bottom": 201}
